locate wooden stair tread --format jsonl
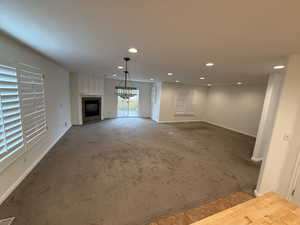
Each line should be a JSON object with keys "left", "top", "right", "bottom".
{"left": 191, "top": 192, "right": 300, "bottom": 225}
{"left": 148, "top": 192, "right": 254, "bottom": 225}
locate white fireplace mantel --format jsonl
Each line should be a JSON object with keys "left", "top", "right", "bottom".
{"left": 70, "top": 73, "right": 104, "bottom": 125}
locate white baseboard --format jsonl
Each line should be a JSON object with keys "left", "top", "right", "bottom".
{"left": 156, "top": 120, "right": 203, "bottom": 123}
{"left": 0, "top": 125, "right": 71, "bottom": 205}
{"left": 151, "top": 118, "right": 159, "bottom": 123}
{"left": 254, "top": 189, "right": 263, "bottom": 197}
{"left": 251, "top": 156, "right": 264, "bottom": 162}
{"left": 152, "top": 119, "right": 257, "bottom": 137}
{"left": 104, "top": 116, "right": 151, "bottom": 120}
{"left": 203, "top": 120, "right": 256, "bottom": 137}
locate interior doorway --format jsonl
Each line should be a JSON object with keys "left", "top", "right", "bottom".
{"left": 117, "top": 90, "right": 139, "bottom": 117}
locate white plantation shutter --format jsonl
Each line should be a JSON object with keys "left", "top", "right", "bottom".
{"left": 0, "top": 63, "right": 47, "bottom": 163}
{"left": 0, "top": 64, "right": 24, "bottom": 161}
{"left": 18, "top": 64, "right": 47, "bottom": 146}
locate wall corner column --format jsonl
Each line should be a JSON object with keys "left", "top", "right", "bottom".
{"left": 255, "top": 54, "right": 300, "bottom": 197}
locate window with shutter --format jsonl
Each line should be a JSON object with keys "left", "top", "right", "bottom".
{"left": 0, "top": 64, "right": 24, "bottom": 161}
{"left": 18, "top": 64, "right": 47, "bottom": 147}
{"left": 0, "top": 63, "right": 47, "bottom": 163}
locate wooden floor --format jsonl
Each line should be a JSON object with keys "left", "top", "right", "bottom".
{"left": 192, "top": 192, "right": 300, "bottom": 225}
{"left": 150, "top": 192, "right": 300, "bottom": 225}
{"left": 149, "top": 192, "right": 254, "bottom": 225}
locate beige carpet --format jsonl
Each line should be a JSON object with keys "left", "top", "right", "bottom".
{"left": 0, "top": 118, "right": 259, "bottom": 225}
{"left": 150, "top": 192, "right": 254, "bottom": 225}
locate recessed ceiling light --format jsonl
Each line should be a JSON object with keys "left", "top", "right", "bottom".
{"left": 128, "top": 48, "right": 138, "bottom": 53}
{"left": 112, "top": 74, "right": 117, "bottom": 77}
{"left": 273, "top": 65, "right": 285, "bottom": 70}
{"left": 207, "top": 84, "right": 212, "bottom": 86}
{"left": 150, "top": 78, "right": 154, "bottom": 81}
{"left": 175, "top": 80, "right": 180, "bottom": 83}
{"left": 168, "top": 72, "right": 173, "bottom": 76}
{"left": 200, "top": 77, "right": 205, "bottom": 80}
{"left": 117, "top": 66, "right": 124, "bottom": 69}
{"left": 206, "top": 62, "right": 214, "bottom": 67}
{"left": 237, "top": 82, "right": 243, "bottom": 85}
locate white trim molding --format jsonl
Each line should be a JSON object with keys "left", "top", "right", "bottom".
{"left": 156, "top": 120, "right": 203, "bottom": 123}
{"left": 204, "top": 120, "right": 257, "bottom": 137}
{"left": 151, "top": 119, "right": 257, "bottom": 138}
{"left": 251, "top": 156, "right": 264, "bottom": 162}
{"left": 150, "top": 118, "right": 160, "bottom": 123}
{"left": 254, "top": 189, "right": 263, "bottom": 197}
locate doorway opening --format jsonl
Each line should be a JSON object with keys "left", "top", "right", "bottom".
{"left": 117, "top": 90, "right": 139, "bottom": 117}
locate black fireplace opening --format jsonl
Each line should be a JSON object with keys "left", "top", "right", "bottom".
{"left": 82, "top": 97, "right": 101, "bottom": 123}
{"left": 85, "top": 100, "right": 99, "bottom": 117}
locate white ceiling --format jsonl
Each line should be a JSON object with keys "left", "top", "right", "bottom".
{"left": 1, "top": 0, "right": 300, "bottom": 85}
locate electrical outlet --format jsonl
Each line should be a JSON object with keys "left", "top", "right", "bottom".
{"left": 65, "top": 122, "right": 68, "bottom": 127}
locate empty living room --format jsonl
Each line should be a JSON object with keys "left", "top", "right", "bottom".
{"left": 1, "top": 1, "right": 300, "bottom": 225}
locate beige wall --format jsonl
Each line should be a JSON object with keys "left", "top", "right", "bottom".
{"left": 154, "top": 82, "right": 267, "bottom": 137}
{"left": 70, "top": 72, "right": 80, "bottom": 125}
{"left": 256, "top": 54, "right": 300, "bottom": 198}
{"left": 0, "top": 33, "right": 71, "bottom": 204}
{"left": 203, "top": 84, "right": 266, "bottom": 137}
{"left": 151, "top": 82, "right": 162, "bottom": 121}
{"left": 252, "top": 73, "right": 284, "bottom": 161}
{"left": 159, "top": 83, "right": 208, "bottom": 122}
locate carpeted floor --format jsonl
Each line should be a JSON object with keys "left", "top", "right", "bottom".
{"left": 0, "top": 118, "right": 260, "bottom": 225}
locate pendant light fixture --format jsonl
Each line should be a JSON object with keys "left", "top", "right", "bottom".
{"left": 115, "top": 57, "right": 138, "bottom": 100}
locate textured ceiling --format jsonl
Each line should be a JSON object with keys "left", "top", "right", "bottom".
{"left": 1, "top": 0, "right": 299, "bottom": 85}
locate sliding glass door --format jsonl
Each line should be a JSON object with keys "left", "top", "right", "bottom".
{"left": 117, "top": 90, "right": 139, "bottom": 117}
